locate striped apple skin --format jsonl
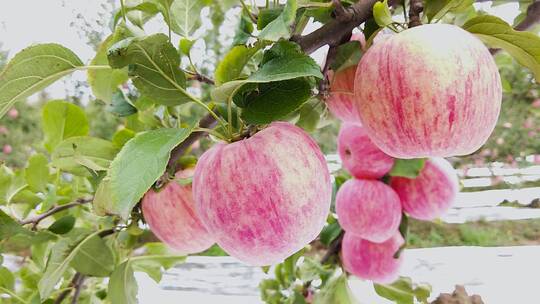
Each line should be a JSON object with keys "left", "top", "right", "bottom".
{"left": 338, "top": 122, "right": 394, "bottom": 179}
{"left": 327, "top": 66, "right": 361, "bottom": 122}
{"left": 193, "top": 122, "right": 332, "bottom": 266}
{"left": 390, "top": 158, "right": 458, "bottom": 221}
{"left": 142, "top": 171, "right": 215, "bottom": 254}
{"left": 342, "top": 232, "right": 404, "bottom": 284}
{"left": 354, "top": 24, "right": 502, "bottom": 158}
{"left": 336, "top": 179, "right": 402, "bottom": 243}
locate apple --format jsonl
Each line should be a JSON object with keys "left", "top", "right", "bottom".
{"left": 193, "top": 122, "right": 332, "bottom": 266}
{"left": 390, "top": 158, "right": 458, "bottom": 221}
{"left": 0, "top": 126, "right": 8, "bottom": 135}
{"left": 7, "top": 108, "right": 18, "bottom": 119}
{"left": 326, "top": 33, "right": 365, "bottom": 122}
{"left": 354, "top": 24, "right": 502, "bottom": 158}
{"left": 336, "top": 179, "right": 401, "bottom": 243}
{"left": 337, "top": 122, "right": 394, "bottom": 179}
{"left": 2, "top": 144, "right": 12, "bottom": 154}
{"left": 341, "top": 232, "right": 404, "bottom": 284}
{"left": 142, "top": 169, "right": 215, "bottom": 254}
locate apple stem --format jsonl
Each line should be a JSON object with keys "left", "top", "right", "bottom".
{"left": 408, "top": 0, "right": 423, "bottom": 28}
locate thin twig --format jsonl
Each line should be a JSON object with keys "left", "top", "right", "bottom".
{"left": 187, "top": 72, "right": 215, "bottom": 85}
{"left": 408, "top": 0, "right": 423, "bottom": 28}
{"left": 19, "top": 198, "right": 92, "bottom": 229}
{"left": 71, "top": 274, "right": 86, "bottom": 304}
{"left": 54, "top": 273, "right": 83, "bottom": 304}
{"left": 321, "top": 230, "right": 345, "bottom": 264}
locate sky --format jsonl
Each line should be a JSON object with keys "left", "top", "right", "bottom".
{"left": 0, "top": 0, "right": 522, "bottom": 103}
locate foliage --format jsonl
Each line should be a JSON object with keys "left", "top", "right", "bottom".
{"left": 0, "top": 0, "right": 539, "bottom": 303}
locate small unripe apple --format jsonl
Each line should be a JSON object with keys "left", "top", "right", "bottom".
{"left": 355, "top": 24, "right": 502, "bottom": 158}
{"left": 336, "top": 179, "right": 401, "bottom": 243}
{"left": 7, "top": 108, "right": 18, "bottom": 119}
{"left": 326, "top": 33, "right": 365, "bottom": 122}
{"left": 337, "top": 122, "right": 394, "bottom": 179}
{"left": 341, "top": 232, "right": 404, "bottom": 284}
{"left": 390, "top": 158, "right": 458, "bottom": 221}
{"left": 142, "top": 169, "right": 215, "bottom": 254}
{"left": 193, "top": 122, "right": 332, "bottom": 266}
{"left": 3, "top": 144, "right": 12, "bottom": 154}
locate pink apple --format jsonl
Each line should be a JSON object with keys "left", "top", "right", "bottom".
{"left": 336, "top": 179, "right": 401, "bottom": 243}
{"left": 193, "top": 122, "right": 332, "bottom": 266}
{"left": 326, "top": 33, "right": 365, "bottom": 123}
{"left": 532, "top": 99, "right": 540, "bottom": 108}
{"left": 341, "top": 232, "right": 404, "bottom": 284}
{"left": 0, "top": 126, "right": 8, "bottom": 135}
{"left": 142, "top": 169, "right": 215, "bottom": 254}
{"left": 355, "top": 24, "right": 502, "bottom": 158}
{"left": 2, "top": 144, "right": 12, "bottom": 154}
{"left": 7, "top": 108, "right": 18, "bottom": 119}
{"left": 390, "top": 158, "right": 458, "bottom": 221}
{"left": 337, "top": 122, "right": 394, "bottom": 179}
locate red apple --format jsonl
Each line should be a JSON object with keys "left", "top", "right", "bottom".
{"left": 390, "top": 158, "right": 458, "bottom": 221}
{"left": 337, "top": 122, "right": 394, "bottom": 179}
{"left": 354, "top": 24, "right": 502, "bottom": 158}
{"left": 7, "top": 108, "right": 18, "bottom": 119}
{"left": 193, "top": 122, "right": 332, "bottom": 266}
{"left": 341, "top": 232, "right": 404, "bottom": 284}
{"left": 336, "top": 179, "right": 401, "bottom": 243}
{"left": 142, "top": 169, "right": 215, "bottom": 254}
{"left": 2, "top": 144, "right": 12, "bottom": 154}
{"left": 326, "top": 33, "right": 365, "bottom": 122}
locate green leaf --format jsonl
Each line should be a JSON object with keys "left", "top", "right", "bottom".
{"left": 296, "top": 98, "right": 322, "bottom": 132}
{"left": 298, "top": 257, "right": 331, "bottom": 282}
{"left": 88, "top": 35, "right": 129, "bottom": 103}
{"left": 51, "top": 136, "right": 118, "bottom": 175}
{"left": 259, "top": 0, "right": 297, "bottom": 41}
{"left": 0, "top": 209, "right": 32, "bottom": 240}
{"left": 0, "top": 44, "right": 83, "bottom": 119}
{"left": 463, "top": 15, "right": 540, "bottom": 82}
{"left": 107, "top": 34, "right": 190, "bottom": 106}
{"left": 233, "top": 15, "right": 255, "bottom": 46}
{"left": 170, "top": 0, "right": 207, "bottom": 37}
{"left": 212, "top": 41, "right": 322, "bottom": 102}
{"left": 319, "top": 221, "right": 342, "bottom": 246}
{"left": 25, "top": 153, "right": 49, "bottom": 192}
{"left": 131, "top": 254, "right": 186, "bottom": 283}
{"left": 424, "top": 0, "right": 474, "bottom": 22}
{"left": 0, "top": 166, "right": 27, "bottom": 205}
{"left": 108, "top": 90, "right": 137, "bottom": 117}
{"left": 414, "top": 283, "right": 432, "bottom": 303}
{"left": 241, "top": 79, "right": 312, "bottom": 124}
{"left": 106, "top": 127, "right": 193, "bottom": 218}
{"left": 42, "top": 100, "right": 89, "bottom": 153}
{"left": 179, "top": 38, "right": 195, "bottom": 56}
{"left": 71, "top": 234, "right": 115, "bottom": 277}
{"left": 125, "top": 0, "right": 161, "bottom": 27}
{"left": 257, "top": 8, "right": 282, "bottom": 30}
{"left": 0, "top": 286, "right": 26, "bottom": 304}
{"left": 330, "top": 41, "right": 363, "bottom": 73}
{"left": 389, "top": 159, "right": 425, "bottom": 178}
{"left": 112, "top": 128, "right": 136, "bottom": 149}
{"left": 373, "top": 0, "right": 394, "bottom": 27}
{"left": 0, "top": 266, "right": 15, "bottom": 290}
{"left": 48, "top": 215, "right": 76, "bottom": 235}
{"left": 214, "top": 45, "right": 261, "bottom": 85}
{"left": 108, "top": 261, "right": 138, "bottom": 304}
{"left": 38, "top": 231, "right": 105, "bottom": 298}
{"left": 374, "top": 277, "right": 414, "bottom": 304}
{"left": 313, "top": 273, "right": 358, "bottom": 304}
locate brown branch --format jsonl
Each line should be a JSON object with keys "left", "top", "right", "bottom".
{"left": 187, "top": 72, "right": 215, "bottom": 85}
{"left": 54, "top": 273, "right": 84, "bottom": 304}
{"left": 293, "top": 0, "right": 398, "bottom": 54}
{"left": 70, "top": 274, "right": 86, "bottom": 304}
{"left": 332, "top": 0, "right": 348, "bottom": 22}
{"left": 19, "top": 198, "right": 92, "bottom": 229}
{"left": 408, "top": 0, "right": 423, "bottom": 28}
{"left": 321, "top": 230, "right": 345, "bottom": 264}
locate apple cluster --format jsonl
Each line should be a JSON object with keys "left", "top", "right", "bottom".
{"left": 328, "top": 24, "right": 500, "bottom": 284}
{"left": 140, "top": 23, "right": 500, "bottom": 284}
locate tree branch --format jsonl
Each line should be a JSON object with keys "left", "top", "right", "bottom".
{"left": 408, "top": 0, "right": 423, "bottom": 28}
{"left": 19, "top": 198, "right": 92, "bottom": 229}
{"left": 293, "top": 0, "right": 398, "bottom": 54}
{"left": 54, "top": 273, "right": 84, "bottom": 304}
{"left": 321, "top": 230, "right": 345, "bottom": 264}
{"left": 187, "top": 72, "right": 215, "bottom": 85}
